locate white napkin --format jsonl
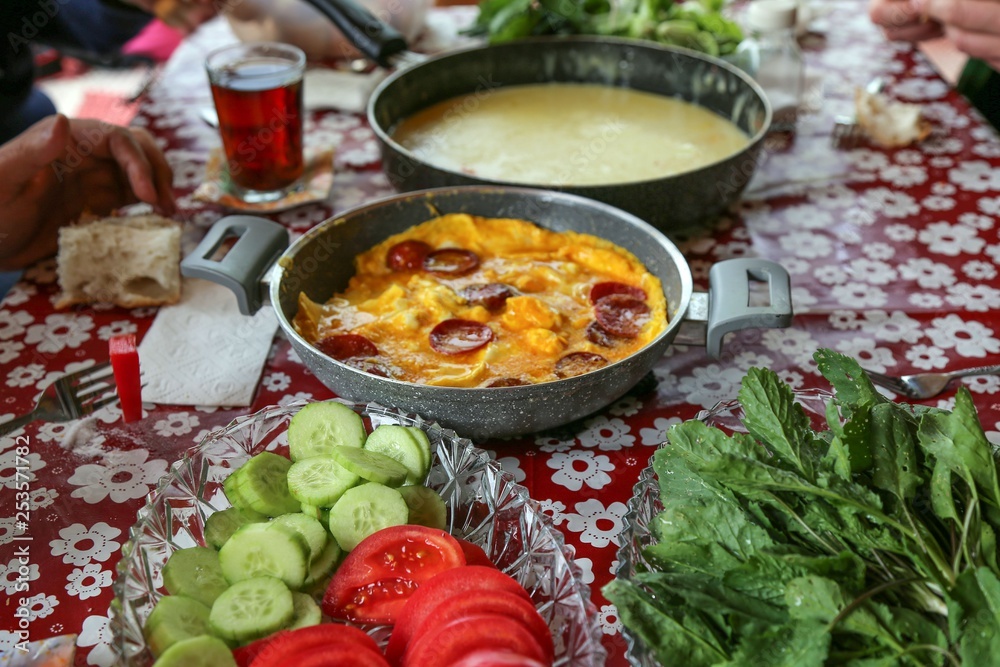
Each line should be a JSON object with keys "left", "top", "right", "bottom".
{"left": 138, "top": 278, "right": 278, "bottom": 407}
{"left": 303, "top": 68, "right": 388, "bottom": 114}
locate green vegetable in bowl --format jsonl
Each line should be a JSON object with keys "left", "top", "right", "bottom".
{"left": 605, "top": 348, "right": 1000, "bottom": 666}
{"left": 464, "top": 0, "right": 744, "bottom": 57}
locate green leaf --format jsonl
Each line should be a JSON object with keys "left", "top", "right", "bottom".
{"left": 633, "top": 570, "right": 789, "bottom": 625}
{"left": 865, "top": 402, "right": 923, "bottom": 505}
{"left": 814, "top": 348, "right": 887, "bottom": 413}
{"left": 950, "top": 567, "right": 1000, "bottom": 665}
{"left": 739, "top": 367, "right": 818, "bottom": 479}
{"left": 721, "top": 620, "right": 831, "bottom": 667}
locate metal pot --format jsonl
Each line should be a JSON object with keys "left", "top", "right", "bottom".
{"left": 182, "top": 187, "right": 792, "bottom": 441}
{"left": 303, "top": 0, "right": 772, "bottom": 233}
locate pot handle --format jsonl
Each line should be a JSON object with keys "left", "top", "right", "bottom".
{"left": 677, "top": 258, "right": 793, "bottom": 358}
{"left": 180, "top": 216, "right": 289, "bottom": 316}
{"left": 301, "top": 0, "right": 408, "bottom": 68}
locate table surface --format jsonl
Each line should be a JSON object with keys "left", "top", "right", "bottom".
{"left": 5, "top": 2, "right": 1000, "bottom": 665}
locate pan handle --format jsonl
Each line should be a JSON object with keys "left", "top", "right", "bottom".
{"left": 180, "top": 216, "right": 289, "bottom": 316}
{"left": 301, "top": 0, "right": 408, "bottom": 68}
{"left": 675, "top": 258, "right": 793, "bottom": 358}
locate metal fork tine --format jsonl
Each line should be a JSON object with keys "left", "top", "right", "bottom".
{"left": 82, "top": 392, "right": 121, "bottom": 415}
{"left": 862, "top": 369, "right": 912, "bottom": 396}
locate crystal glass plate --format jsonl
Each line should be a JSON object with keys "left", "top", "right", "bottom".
{"left": 109, "top": 400, "right": 607, "bottom": 666}
{"left": 613, "top": 389, "right": 834, "bottom": 666}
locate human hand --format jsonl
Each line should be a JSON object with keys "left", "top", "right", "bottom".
{"left": 915, "top": 0, "right": 1000, "bottom": 70}
{"left": 869, "top": 0, "right": 944, "bottom": 41}
{"left": 125, "top": 0, "right": 217, "bottom": 33}
{"left": 0, "top": 115, "right": 176, "bottom": 271}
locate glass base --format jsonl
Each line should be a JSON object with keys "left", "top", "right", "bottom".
{"left": 228, "top": 181, "right": 303, "bottom": 204}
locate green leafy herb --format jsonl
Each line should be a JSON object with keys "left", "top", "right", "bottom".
{"left": 605, "top": 348, "right": 1000, "bottom": 666}
{"left": 464, "top": 0, "right": 744, "bottom": 57}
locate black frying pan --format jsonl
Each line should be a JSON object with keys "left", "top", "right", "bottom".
{"left": 303, "top": 0, "right": 772, "bottom": 232}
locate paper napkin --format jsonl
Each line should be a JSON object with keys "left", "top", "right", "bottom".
{"left": 138, "top": 278, "right": 279, "bottom": 407}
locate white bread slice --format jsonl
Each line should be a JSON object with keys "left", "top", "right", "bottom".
{"left": 56, "top": 215, "right": 182, "bottom": 309}
{"left": 855, "top": 89, "right": 932, "bottom": 148}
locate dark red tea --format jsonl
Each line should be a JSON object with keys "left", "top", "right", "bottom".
{"left": 210, "top": 60, "right": 304, "bottom": 193}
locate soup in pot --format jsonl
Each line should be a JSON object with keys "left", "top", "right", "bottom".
{"left": 390, "top": 83, "right": 750, "bottom": 186}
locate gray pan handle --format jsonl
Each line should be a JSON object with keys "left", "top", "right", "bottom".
{"left": 675, "top": 258, "right": 793, "bottom": 358}
{"left": 181, "top": 216, "right": 289, "bottom": 315}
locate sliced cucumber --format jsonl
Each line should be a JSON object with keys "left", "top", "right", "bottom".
{"left": 364, "top": 425, "right": 430, "bottom": 485}
{"left": 286, "top": 456, "right": 360, "bottom": 507}
{"left": 288, "top": 401, "right": 367, "bottom": 461}
{"left": 209, "top": 576, "right": 294, "bottom": 645}
{"left": 329, "top": 482, "right": 409, "bottom": 551}
{"left": 268, "top": 513, "right": 328, "bottom": 562}
{"left": 330, "top": 445, "right": 409, "bottom": 487}
{"left": 288, "top": 592, "right": 322, "bottom": 630}
{"left": 398, "top": 485, "right": 447, "bottom": 530}
{"left": 224, "top": 452, "right": 300, "bottom": 517}
{"left": 143, "top": 595, "right": 211, "bottom": 658}
{"left": 300, "top": 503, "right": 331, "bottom": 526}
{"left": 204, "top": 507, "right": 266, "bottom": 550}
{"left": 162, "top": 547, "right": 229, "bottom": 608}
{"left": 404, "top": 426, "right": 433, "bottom": 472}
{"left": 303, "top": 536, "right": 342, "bottom": 591}
{"left": 219, "top": 522, "right": 309, "bottom": 590}
{"left": 150, "top": 634, "right": 236, "bottom": 667}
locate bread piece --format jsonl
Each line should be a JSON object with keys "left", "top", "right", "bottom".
{"left": 56, "top": 215, "right": 182, "bottom": 309}
{"left": 855, "top": 88, "right": 932, "bottom": 148}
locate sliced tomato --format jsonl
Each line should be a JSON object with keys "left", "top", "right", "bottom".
{"left": 449, "top": 649, "right": 548, "bottom": 667}
{"left": 232, "top": 632, "right": 286, "bottom": 667}
{"left": 274, "top": 644, "right": 391, "bottom": 667}
{"left": 248, "top": 624, "right": 380, "bottom": 667}
{"left": 408, "top": 590, "right": 554, "bottom": 663}
{"left": 386, "top": 565, "right": 531, "bottom": 664}
{"left": 322, "top": 525, "right": 466, "bottom": 625}
{"left": 401, "top": 614, "right": 547, "bottom": 667}
{"left": 454, "top": 538, "right": 494, "bottom": 568}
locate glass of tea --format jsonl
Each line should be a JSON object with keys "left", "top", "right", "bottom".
{"left": 205, "top": 42, "right": 306, "bottom": 203}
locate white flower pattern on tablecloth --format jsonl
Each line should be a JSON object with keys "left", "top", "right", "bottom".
{"left": 926, "top": 314, "right": 1000, "bottom": 357}
{"left": 77, "top": 613, "right": 116, "bottom": 667}
{"left": 0, "top": 340, "right": 24, "bottom": 364}
{"left": 919, "top": 221, "right": 986, "bottom": 256}
{"left": 67, "top": 449, "right": 168, "bottom": 504}
{"left": 65, "top": 563, "right": 112, "bottom": 600}
{"left": 572, "top": 557, "right": 595, "bottom": 585}
{"left": 0, "top": 310, "right": 33, "bottom": 340}
{"left": 19, "top": 593, "right": 59, "bottom": 621}
{"left": 562, "top": 498, "right": 628, "bottom": 548}
{"left": 23, "top": 313, "right": 94, "bottom": 353}
{"left": 0, "top": 517, "right": 17, "bottom": 545}
{"left": 6, "top": 363, "right": 45, "bottom": 388}
{"left": 152, "top": 412, "right": 200, "bottom": 437}
{"left": 496, "top": 456, "right": 526, "bottom": 483}
{"left": 537, "top": 499, "right": 567, "bottom": 526}
{"left": 639, "top": 417, "right": 680, "bottom": 446}
{"left": 547, "top": 451, "right": 614, "bottom": 491}
{"left": 49, "top": 522, "right": 122, "bottom": 565}
{"left": 0, "top": 450, "right": 44, "bottom": 489}
{"left": 578, "top": 416, "right": 634, "bottom": 451}
{"left": 598, "top": 604, "right": 623, "bottom": 634}
{"left": 0, "top": 557, "right": 40, "bottom": 594}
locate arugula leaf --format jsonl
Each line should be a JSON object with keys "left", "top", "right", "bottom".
{"left": 739, "top": 367, "right": 819, "bottom": 480}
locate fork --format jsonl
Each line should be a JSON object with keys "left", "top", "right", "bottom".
{"left": 0, "top": 362, "right": 118, "bottom": 436}
{"left": 831, "top": 76, "right": 886, "bottom": 149}
{"left": 863, "top": 365, "right": 1000, "bottom": 400}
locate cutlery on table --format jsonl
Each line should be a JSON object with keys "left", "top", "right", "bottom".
{"left": 863, "top": 365, "right": 1000, "bottom": 400}
{"left": 831, "top": 76, "right": 886, "bottom": 149}
{"left": 0, "top": 361, "right": 118, "bottom": 436}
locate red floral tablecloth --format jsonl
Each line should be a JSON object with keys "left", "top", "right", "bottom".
{"left": 4, "top": 2, "right": 1000, "bottom": 665}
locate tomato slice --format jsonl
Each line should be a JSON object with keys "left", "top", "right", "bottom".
{"left": 449, "top": 650, "right": 548, "bottom": 667}
{"left": 408, "top": 590, "right": 554, "bottom": 663}
{"left": 386, "top": 565, "right": 531, "bottom": 664}
{"left": 265, "top": 644, "right": 391, "bottom": 667}
{"left": 248, "top": 625, "right": 380, "bottom": 667}
{"left": 401, "top": 614, "right": 547, "bottom": 667}
{"left": 109, "top": 334, "right": 142, "bottom": 423}
{"left": 454, "top": 538, "right": 494, "bottom": 568}
{"left": 322, "top": 525, "right": 466, "bottom": 625}
{"left": 232, "top": 632, "right": 286, "bottom": 667}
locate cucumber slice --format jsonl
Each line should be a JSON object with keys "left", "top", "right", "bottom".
{"left": 288, "top": 592, "right": 322, "bottom": 630}
{"left": 209, "top": 576, "right": 294, "bottom": 644}
{"left": 404, "top": 426, "right": 433, "bottom": 472}
{"left": 364, "top": 425, "right": 430, "bottom": 485}
{"left": 303, "top": 536, "right": 342, "bottom": 591}
{"left": 162, "top": 547, "right": 229, "bottom": 608}
{"left": 286, "top": 456, "right": 360, "bottom": 507}
{"left": 219, "top": 522, "right": 309, "bottom": 590}
{"left": 300, "top": 503, "right": 331, "bottom": 526}
{"left": 288, "top": 401, "right": 367, "bottom": 461}
{"left": 268, "top": 513, "right": 328, "bottom": 562}
{"left": 204, "top": 507, "right": 266, "bottom": 550}
{"left": 143, "top": 595, "right": 211, "bottom": 658}
{"left": 397, "top": 485, "right": 447, "bottom": 530}
{"left": 329, "top": 482, "right": 409, "bottom": 551}
{"left": 150, "top": 634, "right": 237, "bottom": 667}
{"left": 224, "top": 452, "right": 300, "bottom": 517}
{"left": 330, "top": 445, "right": 409, "bottom": 487}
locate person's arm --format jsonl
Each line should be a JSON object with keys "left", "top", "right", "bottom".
{"left": 123, "top": 0, "right": 218, "bottom": 33}
{"left": 869, "top": 0, "right": 944, "bottom": 41}
{"left": 0, "top": 115, "right": 175, "bottom": 271}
